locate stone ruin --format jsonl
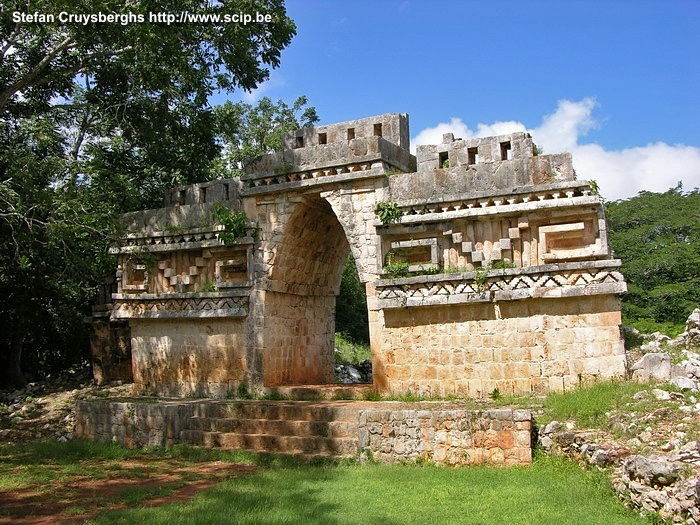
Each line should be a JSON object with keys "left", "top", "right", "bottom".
{"left": 91, "top": 113, "right": 628, "bottom": 398}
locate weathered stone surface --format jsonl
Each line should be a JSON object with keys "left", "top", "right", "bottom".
{"left": 92, "top": 112, "right": 627, "bottom": 399}
{"left": 358, "top": 407, "right": 531, "bottom": 466}
{"left": 630, "top": 353, "right": 671, "bottom": 381}
{"left": 75, "top": 399, "right": 532, "bottom": 467}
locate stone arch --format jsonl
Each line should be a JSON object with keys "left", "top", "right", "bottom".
{"left": 261, "top": 194, "right": 351, "bottom": 386}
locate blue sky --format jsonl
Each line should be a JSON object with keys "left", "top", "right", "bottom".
{"left": 216, "top": 0, "right": 700, "bottom": 200}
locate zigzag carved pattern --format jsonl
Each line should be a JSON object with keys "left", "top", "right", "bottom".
{"left": 116, "top": 296, "right": 248, "bottom": 314}
{"left": 377, "top": 270, "right": 624, "bottom": 300}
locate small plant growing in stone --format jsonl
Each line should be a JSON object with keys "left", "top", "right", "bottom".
{"left": 212, "top": 203, "right": 247, "bottom": 244}
{"left": 362, "top": 389, "right": 382, "bottom": 401}
{"left": 236, "top": 382, "right": 252, "bottom": 400}
{"left": 200, "top": 281, "right": 217, "bottom": 292}
{"left": 383, "top": 251, "right": 410, "bottom": 278}
{"left": 375, "top": 200, "right": 404, "bottom": 224}
{"left": 490, "top": 387, "right": 502, "bottom": 400}
{"left": 474, "top": 265, "right": 489, "bottom": 292}
{"left": 588, "top": 179, "right": 601, "bottom": 196}
{"left": 441, "top": 159, "right": 450, "bottom": 169}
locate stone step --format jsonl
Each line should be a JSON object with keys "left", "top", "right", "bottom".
{"left": 192, "top": 401, "right": 362, "bottom": 422}
{"left": 186, "top": 417, "right": 357, "bottom": 438}
{"left": 180, "top": 429, "right": 359, "bottom": 457}
{"left": 272, "top": 384, "right": 374, "bottom": 400}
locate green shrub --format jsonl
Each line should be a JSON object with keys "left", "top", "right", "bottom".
{"left": 375, "top": 201, "right": 403, "bottom": 224}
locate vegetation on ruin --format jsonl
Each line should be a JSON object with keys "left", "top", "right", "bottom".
{"left": 375, "top": 200, "right": 404, "bottom": 224}
{"left": 382, "top": 251, "right": 411, "bottom": 279}
{"left": 212, "top": 204, "right": 248, "bottom": 245}
{"left": 0, "top": 440, "right": 648, "bottom": 524}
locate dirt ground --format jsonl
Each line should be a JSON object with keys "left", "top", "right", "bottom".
{"left": 0, "top": 457, "right": 259, "bottom": 524}
{"left": 0, "top": 372, "right": 262, "bottom": 524}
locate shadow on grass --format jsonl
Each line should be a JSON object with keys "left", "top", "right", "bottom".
{"left": 90, "top": 466, "right": 399, "bottom": 525}
{"left": 88, "top": 456, "right": 649, "bottom": 525}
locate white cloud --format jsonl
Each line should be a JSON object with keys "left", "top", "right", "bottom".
{"left": 412, "top": 99, "right": 700, "bottom": 201}
{"left": 241, "top": 71, "right": 285, "bottom": 103}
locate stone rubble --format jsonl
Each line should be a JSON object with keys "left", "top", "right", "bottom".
{"left": 630, "top": 308, "right": 700, "bottom": 392}
{"left": 334, "top": 359, "right": 372, "bottom": 384}
{"left": 540, "top": 308, "right": 700, "bottom": 524}
{"left": 0, "top": 370, "right": 131, "bottom": 443}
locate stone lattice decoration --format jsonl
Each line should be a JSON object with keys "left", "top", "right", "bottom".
{"left": 93, "top": 113, "right": 627, "bottom": 398}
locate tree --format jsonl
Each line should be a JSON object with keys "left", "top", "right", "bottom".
{"left": 0, "top": 0, "right": 298, "bottom": 388}
{"left": 606, "top": 185, "right": 700, "bottom": 333}
{"left": 213, "top": 96, "right": 318, "bottom": 178}
{"left": 335, "top": 255, "right": 369, "bottom": 345}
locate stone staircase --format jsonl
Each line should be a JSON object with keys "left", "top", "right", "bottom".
{"left": 179, "top": 400, "right": 364, "bottom": 458}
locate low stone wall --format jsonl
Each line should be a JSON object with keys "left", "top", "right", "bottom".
{"left": 74, "top": 399, "right": 197, "bottom": 448}
{"left": 358, "top": 407, "right": 532, "bottom": 466}
{"left": 75, "top": 399, "right": 533, "bottom": 467}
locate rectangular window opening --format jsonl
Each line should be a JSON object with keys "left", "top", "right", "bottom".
{"left": 347, "top": 128, "right": 355, "bottom": 141}
{"left": 373, "top": 123, "right": 383, "bottom": 137}
{"left": 178, "top": 189, "right": 186, "bottom": 205}
{"left": 200, "top": 186, "right": 207, "bottom": 203}
{"left": 500, "top": 141, "right": 512, "bottom": 161}
{"left": 224, "top": 183, "right": 230, "bottom": 200}
{"left": 318, "top": 132, "right": 327, "bottom": 145}
{"left": 439, "top": 151, "right": 449, "bottom": 169}
{"left": 295, "top": 136, "right": 304, "bottom": 148}
{"left": 468, "top": 147, "right": 479, "bottom": 165}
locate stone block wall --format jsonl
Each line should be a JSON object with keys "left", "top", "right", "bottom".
{"left": 89, "top": 319, "right": 132, "bottom": 385}
{"left": 130, "top": 318, "right": 249, "bottom": 397}
{"left": 282, "top": 113, "right": 410, "bottom": 152}
{"left": 74, "top": 399, "right": 197, "bottom": 448}
{"left": 358, "top": 407, "right": 532, "bottom": 466}
{"left": 416, "top": 131, "right": 535, "bottom": 171}
{"left": 375, "top": 295, "right": 626, "bottom": 398}
{"left": 261, "top": 291, "right": 336, "bottom": 386}
{"left": 75, "top": 399, "right": 533, "bottom": 467}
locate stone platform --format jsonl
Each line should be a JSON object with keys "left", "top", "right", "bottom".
{"left": 75, "top": 398, "right": 532, "bottom": 466}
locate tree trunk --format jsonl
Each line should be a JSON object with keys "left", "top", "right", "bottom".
{"left": 1, "top": 333, "right": 26, "bottom": 389}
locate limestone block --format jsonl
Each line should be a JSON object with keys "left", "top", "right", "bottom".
{"left": 462, "top": 241, "right": 473, "bottom": 252}
{"left": 169, "top": 276, "right": 178, "bottom": 286}
{"left": 471, "top": 251, "right": 484, "bottom": 262}
{"left": 630, "top": 352, "right": 671, "bottom": 381}
{"left": 499, "top": 238, "right": 512, "bottom": 250}
{"left": 189, "top": 266, "right": 199, "bottom": 276}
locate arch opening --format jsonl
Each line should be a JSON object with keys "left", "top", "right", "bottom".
{"left": 262, "top": 194, "right": 369, "bottom": 386}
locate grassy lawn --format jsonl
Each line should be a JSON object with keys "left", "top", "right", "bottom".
{"left": 0, "top": 439, "right": 649, "bottom": 524}
{"left": 88, "top": 455, "right": 647, "bottom": 525}
{"left": 6, "top": 379, "right": 684, "bottom": 524}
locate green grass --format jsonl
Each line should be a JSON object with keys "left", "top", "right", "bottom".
{"left": 116, "top": 482, "right": 186, "bottom": 505}
{"left": 542, "top": 380, "right": 665, "bottom": 428}
{"left": 87, "top": 456, "right": 647, "bottom": 525}
{"left": 334, "top": 333, "right": 371, "bottom": 365}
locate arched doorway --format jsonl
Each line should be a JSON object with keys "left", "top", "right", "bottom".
{"left": 261, "top": 194, "right": 353, "bottom": 386}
